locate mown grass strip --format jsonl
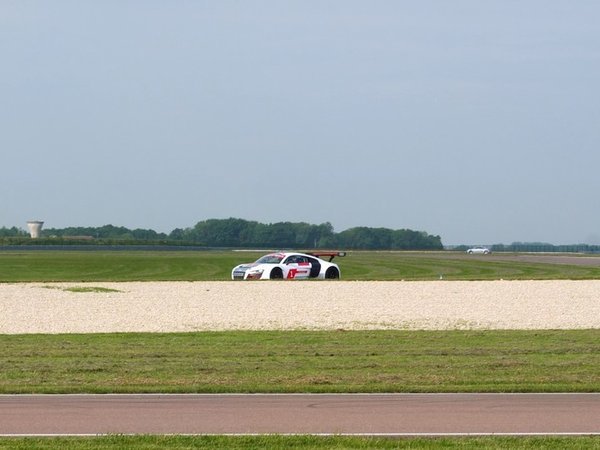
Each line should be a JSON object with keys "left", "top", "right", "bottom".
{"left": 0, "top": 435, "right": 599, "bottom": 450}
{"left": 1, "top": 330, "right": 598, "bottom": 394}
{"left": 2, "top": 250, "right": 600, "bottom": 282}
{"left": 61, "top": 286, "right": 122, "bottom": 293}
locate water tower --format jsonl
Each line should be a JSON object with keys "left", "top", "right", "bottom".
{"left": 26, "top": 221, "right": 44, "bottom": 238}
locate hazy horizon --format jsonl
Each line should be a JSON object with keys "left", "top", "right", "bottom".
{"left": 5, "top": 217, "right": 600, "bottom": 247}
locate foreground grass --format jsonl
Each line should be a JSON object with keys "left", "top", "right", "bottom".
{"left": 2, "top": 250, "right": 600, "bottom": 281}
{"left": 1, "top": 435, "right": 599, "bottom": 450}
{"left": 1, "top": 330, "right": 598, "bottom": 393}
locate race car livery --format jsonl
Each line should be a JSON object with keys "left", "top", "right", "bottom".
{"left": 231, "top": 251, "right": 345, "bottom": 280}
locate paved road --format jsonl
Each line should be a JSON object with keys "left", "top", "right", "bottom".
{"left": 1, "top": 394, "right": 599, "bottom": 436}
{"left": 426, "top": 253, "right": 600, "bottom": 267}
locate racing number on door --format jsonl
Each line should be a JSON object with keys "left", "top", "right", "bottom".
{"left": 287, "top": 268, "right": 298, "bottom": 279}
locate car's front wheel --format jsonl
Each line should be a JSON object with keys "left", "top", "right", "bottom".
{"left": 325, "top": 267, "right": 340, "bottom": 279}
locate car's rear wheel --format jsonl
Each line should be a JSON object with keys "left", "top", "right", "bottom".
{"left": 325, "top": 267, "right": 339, "bottom": 279}
{"left": 270, "top": 268, "right": 283, "bottom": 279}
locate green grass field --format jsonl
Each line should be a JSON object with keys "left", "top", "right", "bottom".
{"left": 2, "top": 250, "right": 600, "bottom": 281}
{"left": 1, "top": 330, "right": 598, "bottom": 394}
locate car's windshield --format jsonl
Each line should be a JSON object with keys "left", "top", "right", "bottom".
{"left": 255, "top": 254, "right": 284, "bottom": 264}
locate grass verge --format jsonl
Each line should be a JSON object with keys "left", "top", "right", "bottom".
{"left": 1, "top": 330, "right": 598, "bottom": 394}
{"left": 0, "top": 435, "right": 599, "bottom": 449}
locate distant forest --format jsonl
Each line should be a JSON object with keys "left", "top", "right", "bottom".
{"left": 0, "top": 218, "right": 443, "bottom": 250}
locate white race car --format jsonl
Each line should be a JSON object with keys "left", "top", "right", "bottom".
{"left": 232, "top": 251, "right": 345, "bottom": 280}
{"left": 466, "top": 246, "right": 491, "bottom": 254}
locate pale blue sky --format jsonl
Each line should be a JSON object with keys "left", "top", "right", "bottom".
{"left": 2, "top": 1, "right": 599, "bottom": 244}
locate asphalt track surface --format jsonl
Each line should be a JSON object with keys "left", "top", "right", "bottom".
{"left": 427, "top": 253, "right": 600, "bottom": 267}
{"left": 1, "top": 394, "right": 599, "bottom": 436}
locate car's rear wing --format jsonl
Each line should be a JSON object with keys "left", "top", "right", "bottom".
{"left": 307, "top": 251, "right": 347, "bottom": 262}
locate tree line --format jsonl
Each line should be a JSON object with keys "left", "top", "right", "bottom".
{"left": 172, "top": 219, "right": 443, "bottom": 250}
{"left": 0, "top": 219, "right": 443, "bottom": 250}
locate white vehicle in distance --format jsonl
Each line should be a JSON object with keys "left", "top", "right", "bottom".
{"left": 232, "top": 251, "right": 346, "bottom": 280}
{"left": 466, "top": 246, "right": 491, "bottom": 255}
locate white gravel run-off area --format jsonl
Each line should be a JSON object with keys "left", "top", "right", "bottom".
{"left": 0, "top": 281, "right": 599, "bottom": 334}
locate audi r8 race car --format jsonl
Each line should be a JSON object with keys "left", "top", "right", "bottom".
{"left": 231, "top": 251, "right": 346, "bottom": 280}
